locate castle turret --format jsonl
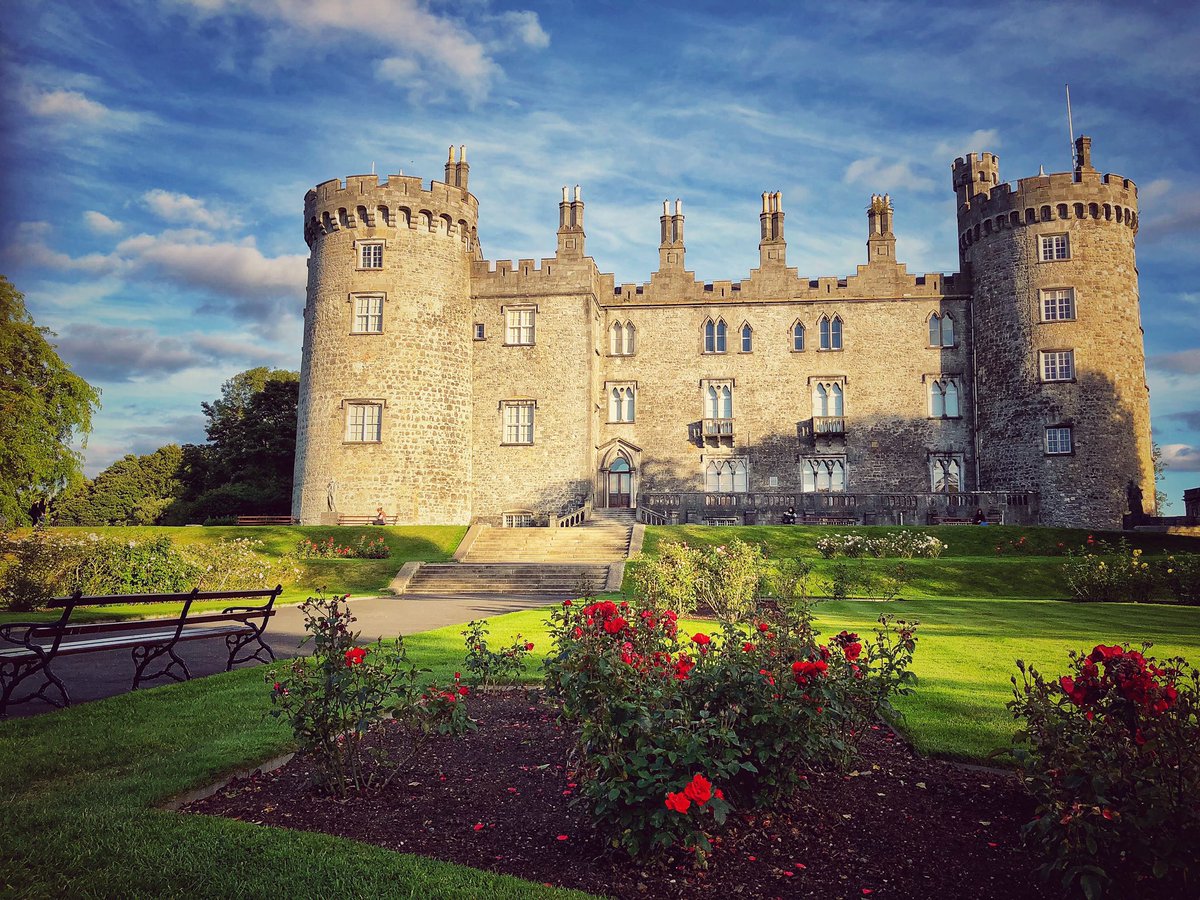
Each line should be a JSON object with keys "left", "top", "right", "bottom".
{"left": 957, "top": 136, "right": 1151, "bottom": 528}
{"left": 556, "top": 184, "right": 585, "bottom": 258}
{"left": 294, "top": 153, "right": 480, "bottom": 524}
{"left": 658, "top": 199, "right": 685, "bottom": 271}
{"left": 866, "top": 193, "right": 895, "bottom": 263}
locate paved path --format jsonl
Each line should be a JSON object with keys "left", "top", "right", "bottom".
{"left": 2, "top": 592, "right": 560, "bottom": 720}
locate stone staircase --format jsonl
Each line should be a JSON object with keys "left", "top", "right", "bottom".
{"left": 401, "top": 509, "right": 635, "bottom": 596}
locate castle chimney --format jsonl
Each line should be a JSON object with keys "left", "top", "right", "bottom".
{"left": 556, "top": 183, "right": 585, "bottom": 258}
{"left": 1074, "top": 135, "right": 1094, "bottom": 173}
{"left": 866, "top": 193, "right": 896, "bottom": 264}
{"left": 658, "top": 197, "right": 685, "bottom": 272}
{"left": 445, "top": 145, "right": 457, "bottom": 185}
{"left": 454, "top": 144, "right": 470, "bottom": 191}
{"left": 759, "top": 190, "right": 786, "bottom": 267}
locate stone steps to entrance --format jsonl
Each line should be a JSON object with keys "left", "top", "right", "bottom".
{"left": 405, "top": 563, "right": 611, "bottom": 595}
{"left": 464, "top": 521, "right": 632, "bottom": 563}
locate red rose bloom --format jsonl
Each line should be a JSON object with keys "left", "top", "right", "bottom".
{"left": 665, "top": 791, "right": 691, "bottom": 814}
{"left": 742, "top": 642, "right": 756, "bottom": 652}
{"left": 844, "top": 642, "right": 862, "bottom": 661}
{"left": 604, "top": 616, "right": 627, "bottom": 634}
{"left": 562, "top": 599, "right": 572, "bottom": 606}
{"left": 792, "top": 659, "right": 828, "bottom": 685}
{"left": 683, "top": 773, "right": 712, "bottom": 806}
{"left": 691, "top": 633, "right": 711, "bottom": 646}
{"left": 525, "top": 642, "right": 535, "bottom": 651}
{"left": 757, "top": 622, "right": 770, "bottom": 632}
{"left": 344, "top": 647, "right": 367, "bottom": 666}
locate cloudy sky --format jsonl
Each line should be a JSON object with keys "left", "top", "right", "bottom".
{"left": 3, "top": 0, "right": 1199, "bottom": 507}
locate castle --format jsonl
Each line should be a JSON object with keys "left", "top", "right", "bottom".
{"left": 292, "top": 136, "right": 1153, "bottom": 530}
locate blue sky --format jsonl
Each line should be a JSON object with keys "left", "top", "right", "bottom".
{"left": 3, "top": 0, "right": 1199, "bottom": 508}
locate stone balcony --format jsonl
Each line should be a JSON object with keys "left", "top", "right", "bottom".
{"left": 797, "top": 416, "right": 846, "bottom": 442}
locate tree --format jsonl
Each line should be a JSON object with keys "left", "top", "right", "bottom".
{"left": 0, "top": 276, "right": 101, "bottom": 526}
{"left": 52, "top": 444, "right": 184, "bottom": 525}
{"left": 1152, "top": 441, "right": 1170, "bottom": 514}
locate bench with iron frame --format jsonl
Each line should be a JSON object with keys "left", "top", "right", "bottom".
{"left": 0, "top": 585, "right": 282, "bottom": 717}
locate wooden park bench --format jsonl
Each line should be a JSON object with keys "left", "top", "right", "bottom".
{"left": 337, "top": 514, "right": 398, "bottom": 525}
{"left": 809, "top": 516, "right": 859, "bottom": 526}
{"left": 0, "top": 586, "right": 281, "bottom": 717}
{"left": 938, "top": 517, "right": 973, "bottom": 525}
{"left": 235, "top": 515, "right": 297, "bottom": 526}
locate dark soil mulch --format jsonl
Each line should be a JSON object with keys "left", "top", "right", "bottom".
{"left": 186, "top": 691, "right": 1054, "bottom": 898}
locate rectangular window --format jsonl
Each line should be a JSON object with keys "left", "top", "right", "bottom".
{"left": 344, "top": 402, "right": 382, "bottom": 442}
{"left": 1040, "top": 350, "right": 1075, "bottom": 382}
{"left": 359, "top": 242, "right": 383, "bottom": 268}
{"left": 502, "top": 401, "right": 535, "bottom": 444}
{"left": 1045, "top": 426, "right": 1073, "bottom": 455}
{"left": 503, "top": 513, "right": 533, "bottom": 527}
{"left": 1041, "top": 288, "right": 1076, "bottom": 321}
{"left": 473, "top": 323, "right": 486, "bottom": 340}
{"left": 1040, "top": 234, "right": 1070, "bottom": 261}
{"left": 352, "top": 295, "right": 383, "bottom": 333}
{"left": 505, "top": 308, "right": 535, "bottom": 345}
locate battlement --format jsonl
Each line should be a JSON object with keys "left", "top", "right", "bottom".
{"left": 956, "top": 168, "right": 1139, "bottom": 254}
{"left": 470, "top": 254, "right": 614, "bottom": 301}
{"left": 304, "top": 171, "right": 479, "bottom": 248}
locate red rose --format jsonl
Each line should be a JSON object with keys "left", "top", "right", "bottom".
{"left": 665, "top": 791, "right": 691, "bottom": 814}
{"left": 525, "top": 642, "right": 535, "bottom": 651}
{"left": 757, "top": 622, "right": 770, "bottom": 632}
{"left": 742, "top": 642, "right": 756, "bottom": 652}
{"left": 604, "top": 616, "right": 627, "bottom": 634}
{"left": 562, "top": 599, "right": 572, "bottom": 606}
{"left": 844, "top": 642, "right": 862, "bottom": 661}
{"left": 691, "top": 633, "right": 711, "bottom": 646}
{"left": 273, "top": 681, "right": 282, "bottom": 691}
{"left": 344, "top": 647, "right": 367, "bottom": 666}
{"left": 792, "top": 659, "right": 828, "bottom": 685}
{"left": 572, "top": 626, "right": 583, "bottom": 639}
{"left": 674, "top": 655, "right": 695, "bottom": 680}
{"left": 683, "top": 773, "right": 712, "bottom": 806}
{"left": 458, "top": 685, "right": 470, "bottom": 696}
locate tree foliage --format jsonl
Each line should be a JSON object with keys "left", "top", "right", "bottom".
{"left": 53, "top": 445, "right": 184, "bottom": 526}
{"left": 0, "top": 276, "right": 101, "bottom": 526}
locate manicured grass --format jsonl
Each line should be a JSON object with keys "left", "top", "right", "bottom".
{"left": 0, "top": 653, "right": 593, "bottom": 898}
{"left": 1, "top": 525, "right": 466, "bottom": 624}
{"left": 401, "top": 599, "right": 1200, "bottom": 760}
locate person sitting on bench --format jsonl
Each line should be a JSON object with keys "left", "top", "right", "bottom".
{"left": 781, "top": 506, "right": 796, "bottom": 525}
{"left": 973, "top": 508, "right": 988, "bottom": 526}
{"left": 373, "top": 506, "right": 388, "bottom": 525}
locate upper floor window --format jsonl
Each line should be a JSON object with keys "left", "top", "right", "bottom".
{"left": 928, "top": 312, "right": 955, "bottom": 347}
{"left": 502, "top": 401, "right": 535, "bottom": 444}
{"left": 351, "top": 295, "right": 384, "bottom": 333}
{"left": 818, "top": 314, "right": 843, "bottom": 350}
{"left": 473, "top": 323, "right": 486, "bottom": 340}
{"left": 344, "top": 402, "right": 382, "bottom": 443}
{"left": 813, "top": 379, "right": 844, "bottom": 417}
{"left": 740, "top": 323, "right": 753, "bottom": 353}
{"left": 608, "top": 383, "right": 636, "bottom": 422}
{"left": 505, "top": 307, "right": 535, "bottom": 345}
{"left": 704, "top": 457, "right": 748, "bottom": 493}
{"left": 704, "top": 318, "right": 727, "bottom": 353}
{"left": 610, "top": 320, "right": 636, "bottom": 355}
{"left": 1045, "top": 425, "right": 1073, "bottom": 455}
{"left": 359, "top": 241, "right": 383, "bottom": 269}
{"left": 801, "top": 456, "right": 846, "bottom": 492}
{"left": 705, "top": 381, "right": 733, "bottom": 420}
{"left": 1040, "top": 350, "right": 1075, "bottom": 382}
{"left": 1041, "top": 288, "right": 1076, "bottom": 322}
{"left": 929, "top": 376, "right": 961, "bottom": 418}
{"left": 930, "top": 454, "right": 963, "bottom": 493}
{"left": 792, "top": 321, "right": 805, "bottom": 352}
{"left": 1040, "top": 233, "right": 1070, "bottom": 261}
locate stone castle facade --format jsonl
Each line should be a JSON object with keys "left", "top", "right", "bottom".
{"left": 292, "top": 136, "right": 1153, "bottom": 530}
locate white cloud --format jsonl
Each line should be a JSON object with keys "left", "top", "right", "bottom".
{"left": 83, "top": 210, "right": 123, "bottom": 235}
{"left": 21, "top": 87, "right": 110, "bottom": 122}
{"left": 1161, "top": 443, "right": 1200, "bottom": 472}
{"left": 933, "top": 129, "right": 1001, "bottom": 161}
{"left": 142, "top": 189, "right": 232, "bottom": 230}
{"left": 174, "top": 0, "right": 548, "bottom": 102}
{"left": 4, "top": 221, "right": 117, "bottom": 274}
{"left": 844, "top": 156, "right": 935, "bottom": 193}
{"left": 1149, "top": 348, "right": 1200, "bottom": 375}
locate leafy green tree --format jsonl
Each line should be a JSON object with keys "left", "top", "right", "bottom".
{"left": 0, "top": 276, "right": 101, "bottom": 526}
{"left": 52, "top": 444, "right": 184, "bottom": 525}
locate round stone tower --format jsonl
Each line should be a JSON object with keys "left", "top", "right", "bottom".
{"left": 293, "top": 147, "right": 479, "bottom": 524}
{"left": 955, "top": 136, "right": 1152, "bottom": 528}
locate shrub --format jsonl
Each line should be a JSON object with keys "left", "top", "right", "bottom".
{"left": 1062, "top": 538, "right": 1156, "bottom": 603}
{"left": 693, "top": 539, "right": 765, "bottom": 624}
{"left": 1008, "top": 644, "right": 1200, "bottom": 898}
{"left": 460, "top": 619, "right": 535, "bottom": 687}
{"left": 0, "top": 530, "right": 81, "bottom": 611}
{"left": 202, "top": 515, "right": 238, "bottom": 526}
{"left": 295, "top": 535, "right": 391, "bottom": 560}
{"left": 815, "top": 532, "right": 944, "bottom": 560}
{"left": 181, "top": 538, "right": 301, "bottom": 591}
{"left": 1162, "top": 555, "right": 1200, "bottom": 605}
{"left": 762, "top": 556, "right": 812, "bottom": 602}
{"left": 627, "top": 540, "right": 702, "bottom": 616}
{"left": 268, "top": 594, "right": 473, "bottom": 798}
{"left": 543, "top": 597, "right": 919, "bottom": 861}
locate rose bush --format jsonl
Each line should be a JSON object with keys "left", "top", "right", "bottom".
{"left": 1062, "top": 538, "right": 1156, "bottom": 603}
{"left": 1008, "top": 643, "right": 1199, "bottom": 898}
{"left": 268, "top": 593, "right": 472, "bottom": 797}
{"left": 543, "top": 595, "right": 919, "bottom": 861}
{"left": 461, "top": 619, "right": 536, "bottom": 687}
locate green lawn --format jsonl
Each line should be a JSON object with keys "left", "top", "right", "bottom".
{"left": 2, "top": 525, "right": 466, "bottom": 624}
{"left": 3, "top": 592, "right": 1198, "bottom": 894}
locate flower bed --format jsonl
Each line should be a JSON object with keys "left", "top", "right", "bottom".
{"left": 295, "top": 535, "right": 391, "bottom": 559}
{"left": 816, "top": 532, "right": 945, "bottom": 559}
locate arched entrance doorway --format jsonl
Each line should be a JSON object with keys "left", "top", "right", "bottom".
{"left": 607, "top": 457, "right": 632, "bottom": 508}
